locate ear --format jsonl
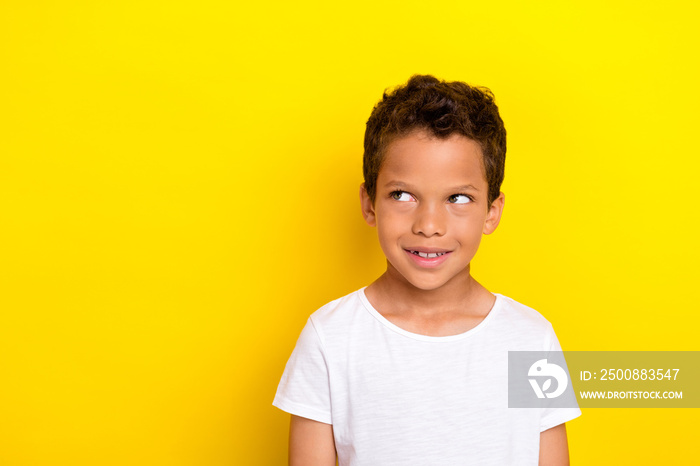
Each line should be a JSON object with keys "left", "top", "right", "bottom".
{"left": 359, "top": 183, "right": 377, "bottom": 227}
{"left": 483, "top": 192, "right": 505, "bottom": 235}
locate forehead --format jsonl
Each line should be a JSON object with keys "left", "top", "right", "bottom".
{"left": 379, "top": 130, "right": 487, "bottom": 188}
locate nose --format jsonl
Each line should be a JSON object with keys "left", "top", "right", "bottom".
{"left": 412, "top": 202, "right": 446, "bottom": 237}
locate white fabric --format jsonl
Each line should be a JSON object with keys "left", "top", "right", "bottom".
{"left": 273, "top": 288, "right": 581, "bottom": 465}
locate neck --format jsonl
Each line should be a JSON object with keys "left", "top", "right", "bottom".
{"left": 369, "top": 262, "right": 488, "bottom": 316}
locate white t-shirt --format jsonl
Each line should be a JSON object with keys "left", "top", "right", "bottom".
{"left": 273, "top": 288, "right": 581, "bottom": 465}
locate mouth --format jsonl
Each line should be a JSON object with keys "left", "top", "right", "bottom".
{"left": 403, "top": 248, "right": 452, "bottom": 268}
{"left": 407, "top": 250, "right": 448, "bottom": 259}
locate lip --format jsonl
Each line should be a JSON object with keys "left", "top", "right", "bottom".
{"left": 404, "top": 247, "right": 451, "bottom": 254}
{"left": 404, "top": 248, "right": 452, "bottom": 268}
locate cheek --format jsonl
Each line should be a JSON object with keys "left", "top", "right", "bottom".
{"left": 376, "top": 219, "right": 402, "bottom": 243}
{"left": 451, "top": 216, "right": 485, "bottom": 241}
{"left": 375, "top": 212, "right": 408, "bottom": 248}
{"left": 375, "top": 205, "right": 407, "bottom": 231}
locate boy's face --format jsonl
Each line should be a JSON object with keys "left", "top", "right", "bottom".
{"left": 360, "top": 129, "right": 504, "bottom": 292}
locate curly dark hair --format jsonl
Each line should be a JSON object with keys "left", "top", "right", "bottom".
{"left": 363, "top": 74, "right": 506, "bottom": 207}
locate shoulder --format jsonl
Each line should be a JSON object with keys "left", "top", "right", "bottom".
{"left": 490, "top": 294, "right": 557, "bottom": 347}
{"left": 279, "top": 291, "right": 366, "bottom": 370}
{"left": 495, "top": 294, "right": 553, "bottom": 328}
{"left": 309, "top": 288, "right": 364, "bottom": 321}
{"left": 306, "top": 288, "right": 368, "bottom": 342}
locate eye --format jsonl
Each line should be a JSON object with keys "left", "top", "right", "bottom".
{"left": 448, "top": 194, "right": 472, "bottom": 204}
{"left": 390, "top": 191, "right": 414, "bottom": 202}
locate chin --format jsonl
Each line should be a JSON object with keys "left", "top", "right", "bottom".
{"left": 403, "top": 275, "right": 452, "bottom": 292}
{"left": 386, "top": 260, "right": 467, "bottom": 292}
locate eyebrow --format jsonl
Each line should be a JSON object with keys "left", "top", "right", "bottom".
{"left": 384, "top": 181, "right": 480, "bottom": 192}
{"left": 450, "top": 184, "right": 480, "bottom": 192}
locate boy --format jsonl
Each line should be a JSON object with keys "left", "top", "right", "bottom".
{"left": 273, "top": 75, "right": 580, "bottom": 465}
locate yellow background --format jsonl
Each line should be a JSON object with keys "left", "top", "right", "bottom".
{"left": 1, "top": 1, "right": 698, "bottom": 464}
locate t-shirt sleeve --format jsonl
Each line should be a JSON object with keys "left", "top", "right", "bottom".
{"left": 272, "top": 317, "right": 332, "bottom": 425}
{"left": 539, "top": 323, "right": 582, "bottom": 432}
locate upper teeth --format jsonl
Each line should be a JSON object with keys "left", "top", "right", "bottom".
{"left": 412, "top": 251, "right": 445, "bottom": 258}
